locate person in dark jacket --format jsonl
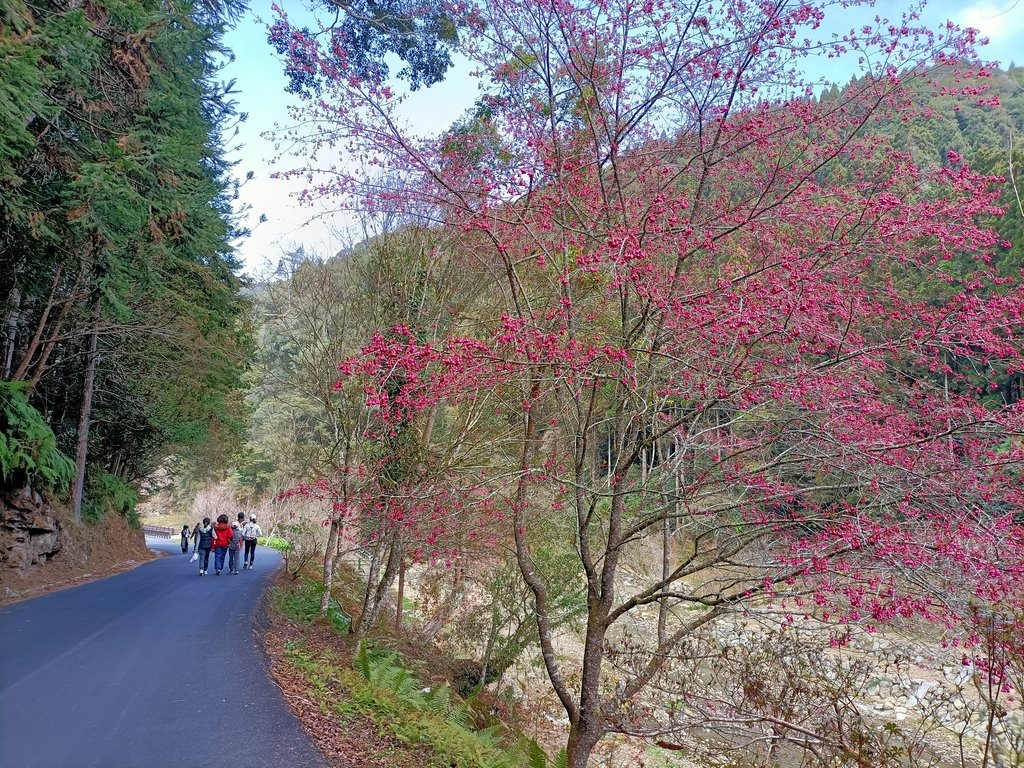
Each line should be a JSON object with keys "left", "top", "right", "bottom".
{"left": 193, "top": 518, "right": 214, "bottom": 575}
{"left": 180, "top": 525, "right": 190, "bottom": 554}
{"left": 211, "top": 513, "right": 232, "bottom": 575}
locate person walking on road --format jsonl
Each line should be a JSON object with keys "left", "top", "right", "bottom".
{"left": 232, "top": 512, "right": 247, "bottom": 573}
{"left": 193, "top": 518, "right": 214, "bottom": 575}
{"left": 228, "top": 521, "right": 243, "bottom": 574}
{"left": 242, "top": 515, "right": 263, "bottom": 570}
{"left": 180, "top": 525, "right": 190, "bottom": 554}
{"left": 211, "top": 513, "right": 232, "bottom": 575}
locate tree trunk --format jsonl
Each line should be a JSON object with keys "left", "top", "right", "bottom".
{"left": 17, "top": 269, "right": 80, "bottom": 389}
{"left": 352, "top": 529, "right": 402, "bottom": 637}
{"left": 394, "top": 556, "right": 406, "bottom": 633}
{"left": 658, "top": 509, "right": 670, "bottom": 644}
{"left": 70, "top": 327, "right": 99, "bottom": 522}
{"left": 109, "top": 448, "right": 126, "bottom": 478}
{"left": 351, "top": 536, "right": 385, "bottom": 635}
{"left": 335, "top": 515, "right": 346, "bottom": 559}
{"left": 566, "top": 717, "right": 603, "bottom": 768}
{"left": 321, "top": 511, "right": 342, "bottom": 614}
{"left": 3, "top": 287, "right": 20, "bottom": 379}
{"left": 11, "top": 265, "right": 67, "bottom": 382}
{"left": 564, "top": 604, "right": 609, "bottom": 768}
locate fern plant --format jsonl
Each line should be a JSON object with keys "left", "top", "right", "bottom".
{"left": 0, "top": 381, "right": 74, "bottom": 494}
{"left": 350, "top": 641, "right": 551, "bottom": 768}
{"left": 519, "top": 743, "right": 569, "bottom": 768}
{"left": 421, "top": 682, "right": 451, "bottom": 715}
{"left": 354, "top": 642, "right": 421, "bottom": 702}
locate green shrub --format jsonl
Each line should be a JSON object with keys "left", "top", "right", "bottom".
{"left": 0, "top": 381, "right": 74, "bottom": 493}
{"left": 270, "top": 518, "right": 326, "bottom": 577}
{"left": 279, "top": 589, "right": 563, "bottom": 768}
{"left": 81, "top": 468, "right": 140, "bottom": 528}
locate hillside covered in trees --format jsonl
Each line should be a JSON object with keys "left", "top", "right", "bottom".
{"left": 856, "top": 63, "right": 1024, "bottom": 280}
{"left": 3, "top": 0, "right": 1024, "bottom": 766}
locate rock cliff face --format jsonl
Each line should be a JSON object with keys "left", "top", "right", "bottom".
{"left": 1, "top": 486, "right": 62, "bottom": 569}
{"left": 0, "top": 485, "right": 151, "bottom": 605}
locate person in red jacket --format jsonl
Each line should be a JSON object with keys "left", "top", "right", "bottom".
{"left": 211, "top": 513, "right": 232, "bottom": 575}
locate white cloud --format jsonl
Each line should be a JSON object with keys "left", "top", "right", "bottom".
{"left": 958, "top": 1, "right": 1024, "bottom": 43}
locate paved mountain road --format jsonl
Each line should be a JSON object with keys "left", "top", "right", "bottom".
{"left": 0, "top": 538, "right": 329, "bottom": 768}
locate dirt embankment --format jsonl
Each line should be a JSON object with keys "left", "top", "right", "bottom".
{"left": 0, "top": 485, "right": 153, "bottom": 606}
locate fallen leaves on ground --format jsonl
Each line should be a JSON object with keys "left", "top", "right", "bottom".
{"left": 262, "top": 573, "right": 424, "bottom": 768}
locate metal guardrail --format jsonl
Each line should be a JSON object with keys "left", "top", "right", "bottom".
{"left": 142, "top": 525, "right": 174, "bottom": 539}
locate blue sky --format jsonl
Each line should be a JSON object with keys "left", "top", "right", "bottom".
{"left": 222, "top": 0, "right": 1024, "bottom": 275}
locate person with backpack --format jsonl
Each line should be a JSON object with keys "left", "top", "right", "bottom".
{"left": 180, "top": 525, "right": 190, "bottom": 554}
{"left": 192, "top": 518, "right": 214, "bottom": 575}
{"left": 228, "top": 520, "right": 243, "bottom": 575}
{"left": 232, "top": 512, "right": 247, "bottom": 573}
{"left": 242, "top": 514, "right": 263, "bottom": 569}
{"left": 211, "top": 513, "right": 232, "bottom": 576}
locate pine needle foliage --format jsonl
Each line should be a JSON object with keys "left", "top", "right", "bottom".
{"left": 1, "top": 0, "right": 250, "bottom": 504}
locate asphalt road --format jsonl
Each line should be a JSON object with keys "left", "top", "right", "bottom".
{"left": 0, "top": 537, "right": 329, "bottom": 768}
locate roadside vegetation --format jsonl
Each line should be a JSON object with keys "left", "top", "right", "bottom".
{"left": 266, "top": 563, "right": 571, "bottom": 768}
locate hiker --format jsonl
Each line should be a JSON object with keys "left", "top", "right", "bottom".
{"left": 231, "top": 512, "right": 247, "bottom": 573}
{"left": 180, "top": 525, "right": 190, "bottom": 554}
{"left": 242, "top": 514, "right": 263, "bottom": 570}
{"left": 211, "top": 513, "right": 232, "bottom": 575}
{"left": 193, "top": 518, "right": 214, "bottom": 575}
{"left": 228, "top": 520, "right": 243, "bottom": 574}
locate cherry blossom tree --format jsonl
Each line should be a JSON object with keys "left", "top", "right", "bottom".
{"left": 272, "top": 0, "right": 1024, "bottom": 764}
{"left": 277, "top": 226, "right": 499, "bottom": 629}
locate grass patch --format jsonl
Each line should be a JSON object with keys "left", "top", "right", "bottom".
{"left": 273, "top": 577, "right": 350, "bottom": 633}
{"left": 259, "top": 535, "right": 290, "bottom": 551}
{"left": 284, "top": 641, "right": 559, "bottom": 768}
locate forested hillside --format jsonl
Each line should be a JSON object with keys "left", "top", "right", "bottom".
{"left": 860, "top": 63, "right": 1024, "bottom": 407}
{"left": 855, "top": 63, "right": 1024, "bottom": 279}
{"left": 1, "top": 0, "right": 248, "bottom": 575}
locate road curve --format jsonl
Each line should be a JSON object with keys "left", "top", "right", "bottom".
{"left": 0, "top": 537, "right": 329, "bottom": 768}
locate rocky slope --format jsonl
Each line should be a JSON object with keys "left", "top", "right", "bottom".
{"left": 1, "top": 485, "right": 151, "bottom": 605}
